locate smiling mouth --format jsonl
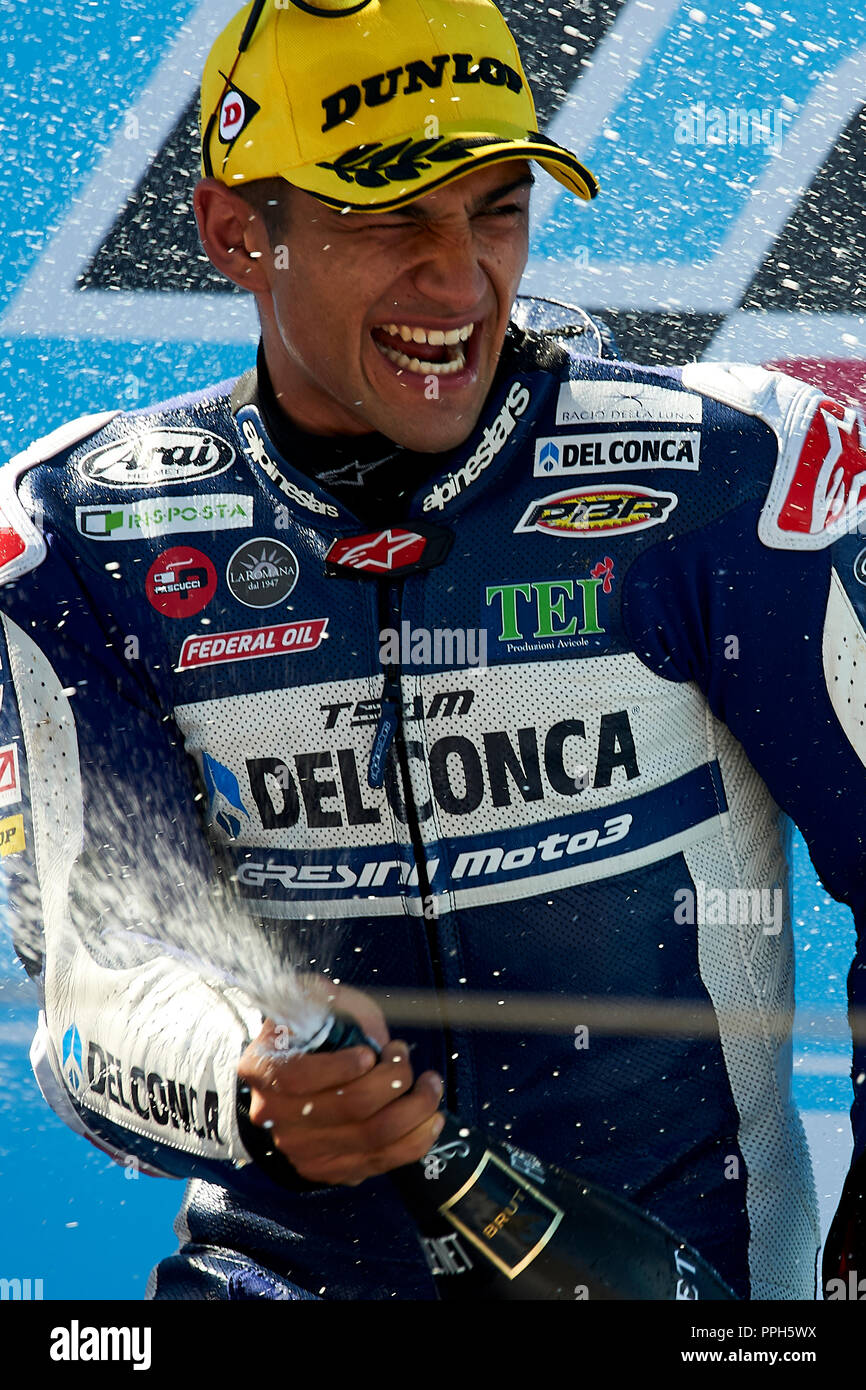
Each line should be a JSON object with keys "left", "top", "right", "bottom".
{"left": 371, "top": 321, "right": 475, "bottom": 376}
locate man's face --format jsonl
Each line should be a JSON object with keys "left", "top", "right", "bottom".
{"left": 249, "top": 163, "right": 532, "bottom": 452}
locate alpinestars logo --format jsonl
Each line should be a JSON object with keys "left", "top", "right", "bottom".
{"left": 331, "top": 530, "right": 425, "bottom": 571}
{"left": 325, "top": 525, "right": 453, "bottom": 576}
{"left": 0, "top": 743, "right": 21, "bottom": 809}
{"left": 762, "top": 398, "right": 866, "bottom": 548}
{"left": 0, "top": 503, "right": 27, "bottom": 569}
{"left": 238, "top": 416, "right": 340, "bottom": 519}
{"left": 423, "top": 381, "right": 531, "bottom": 512}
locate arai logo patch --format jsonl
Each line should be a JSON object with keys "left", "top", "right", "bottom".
{"left": 79, "top": 430, "right": 235, "bottom": 488}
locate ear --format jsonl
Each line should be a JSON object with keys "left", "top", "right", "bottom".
{"left": 194, "top": 178, "right": 272, "bottom": 293}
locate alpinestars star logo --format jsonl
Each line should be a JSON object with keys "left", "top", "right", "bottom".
{"left": 325, "top": 525, "right": 453, "bottom": 577}
{"left": 331, "top": 529, "right": 425, "bottom": 570}
{"left": 775, "top": 399, "right": 866, "bottom": 542}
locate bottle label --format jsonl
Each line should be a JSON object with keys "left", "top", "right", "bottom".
{"left": 441, "top": 1149, "right": 564, "bottom": 1279}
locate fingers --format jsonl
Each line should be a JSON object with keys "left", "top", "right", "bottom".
{"left": 284, "top": 1074, "right": 446, "bottom": 1186}
{"left": 237, "top": 1015, "right": 446, "bottom": 1185}
{"left": 245, "top": 1041, "right": 416, "bottom": 1129}
{"left": 238, "top": 1031, "right": 378, "bottom": 1098}
{"left": 328, "top": 981, "right": 390, "bottom": 1050}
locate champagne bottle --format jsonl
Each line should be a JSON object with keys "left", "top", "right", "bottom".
{"left": 300, "top": 1013, "right": 736, "bottom": 1301}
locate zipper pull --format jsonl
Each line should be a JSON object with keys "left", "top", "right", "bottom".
{"left": 369, "top": 669, "right": 401, "bottom": 789}
{"left": 368, "top": 699, "right": 398, "bottom": 788}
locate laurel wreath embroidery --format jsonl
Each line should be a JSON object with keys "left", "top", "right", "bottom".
{"left": 316, "top": 135, "right": 504, "bottom": 187}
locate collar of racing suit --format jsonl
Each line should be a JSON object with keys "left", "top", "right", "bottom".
{"left": 228, "top": 326, "right": 542, "bottom": 524}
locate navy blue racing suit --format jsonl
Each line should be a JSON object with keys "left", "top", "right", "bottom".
{"left": 1, "top": 300, "right": 865, "bottom": 1300}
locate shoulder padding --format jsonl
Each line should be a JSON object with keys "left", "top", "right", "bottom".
{"left": 682, "top": 363, "right": 864, "bottom": 551}
{"left": 0, "top": 411, "right": 119, "bottom": 584}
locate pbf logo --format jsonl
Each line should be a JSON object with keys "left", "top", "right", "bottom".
{"left": 515, "top": 486, "right": 678, "bottom": 538}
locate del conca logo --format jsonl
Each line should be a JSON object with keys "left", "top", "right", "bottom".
{"left": 320, "top": 52, "right": 523, "bottom": 131}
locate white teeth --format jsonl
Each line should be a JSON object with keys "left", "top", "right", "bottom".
{"left": 375, "top": 321, "right": 475, "bottom": 346}
{"left": 374, "top": 339, "right": 466, "bottom": 375}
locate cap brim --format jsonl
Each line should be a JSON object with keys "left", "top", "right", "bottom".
{"left": 282, "top": 130, "right": 599, "bottom": 211}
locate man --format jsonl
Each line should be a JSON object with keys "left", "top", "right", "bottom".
{"left": 1, "top": 0, "right": 865, "bottom": 1301}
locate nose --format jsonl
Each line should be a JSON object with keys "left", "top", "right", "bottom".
{"left": 408, "top": 217, "right": 488, "bottom": 311}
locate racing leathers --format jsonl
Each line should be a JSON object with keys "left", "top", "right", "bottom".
{"left": 1, "top": 299, "right": 866, "bottom": 1302}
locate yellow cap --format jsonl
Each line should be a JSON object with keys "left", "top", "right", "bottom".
{"left": 201, "top": 0, "right": 598, "bottom": 211}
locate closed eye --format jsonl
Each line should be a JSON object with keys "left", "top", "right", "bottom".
{"left": 481, "top": 202, "right": 527, "bottom": 217}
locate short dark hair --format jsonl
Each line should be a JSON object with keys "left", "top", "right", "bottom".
{"left": 236, "top": 177, "right": 292, "bottom": 245}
